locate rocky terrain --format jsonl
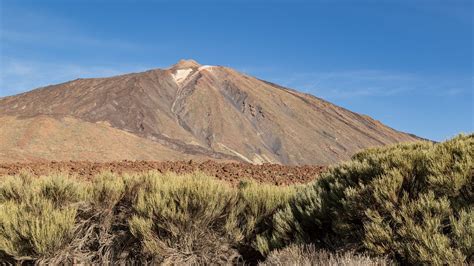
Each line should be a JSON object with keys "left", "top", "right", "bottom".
{"left": 0, "top": 160, "right": 326, "bottom": 185}
{"left": 0, "top": 59, "right": 419, "bottom": 165}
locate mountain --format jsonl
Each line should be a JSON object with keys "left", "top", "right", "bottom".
{"left": 0, "top": 59, "right": 419, "bottom": 165}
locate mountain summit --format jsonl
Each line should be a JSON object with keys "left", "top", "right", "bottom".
{"left": 0, "top": 60, "right": 419, "bottom": 164}
{"left": 171, "top": 59, "right": 201, "bottom": 69}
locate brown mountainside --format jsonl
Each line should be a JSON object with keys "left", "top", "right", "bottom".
{"left": 0, "top": 59, "right": 419, "bottom": 164}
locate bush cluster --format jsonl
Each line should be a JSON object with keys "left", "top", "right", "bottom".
{"left": 0, "top": 134, "right": 472, "bottom": 264}
{"left": 261, "top": 134, "right": 473, "bottom": 264}
{"left": 0, "top": 171, "right": 293, "bottom": 264}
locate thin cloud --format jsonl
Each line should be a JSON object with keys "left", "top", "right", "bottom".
{"left": 0, "top": 5, "right": 150, "bottom": 52}
{"left": 250, "top": 69, "right": 472, "bottom": 100}
{"left": 1, "top": 29, "right": 142, "bottom": 51}
{"left": 0, "top": 5, "right": 158, "bottom": 97}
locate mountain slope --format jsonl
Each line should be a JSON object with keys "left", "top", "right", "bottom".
{"left": 0, "top": 59, "right": 419, "bottom": 165}
{"left": 0, "top": 115, "right": 211, "bottom": 163}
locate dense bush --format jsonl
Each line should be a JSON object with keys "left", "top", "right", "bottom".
{"left": 0, "top": 171, "right": 295, "bottom": 264}
{"left": 127, "top": 172, "right": 296, "bottom": 264}
{"left": 129, "top": 172, "right": 242, "bottom": 264}
{"left": 0, "top": 174, "right": 79, "bottom": 263}
{"left": 262, "top": 134, "right": 473, "bottom": 264}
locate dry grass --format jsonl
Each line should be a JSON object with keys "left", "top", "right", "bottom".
{"left": 260, "top": 244, "right": 391, "bottom": 266}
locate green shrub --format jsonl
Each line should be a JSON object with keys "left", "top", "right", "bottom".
{"left": 89, "top": 172, "right": 126, "bottom": 209}
{"left": 0, "top": 173, "right": 34, "bottom": 203}
{"left": 263, "top": 134, "right": 474, "bottom": 264}
{"left": 38, "top": 174, "right": 85, "bottom": 207}
{"left": 236, "top": 181, "right": 296, "bottom": 263}
{"left": 0, "top": 174, "right": 83, "bottom": 262}
{"left": 0, "top": 194, "right": 77, "bottom": 260}
{"left": 450, "top": 208, "right": 474, "bottom": 260}
{"left": 0, "top": 170, "right": 297, "bottom": 264}
{"left": 128, "top": 172, "right": 242, "bottom": 264}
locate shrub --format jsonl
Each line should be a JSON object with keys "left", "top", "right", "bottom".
{"left": 89, "top": 172, "right": 126, "bottom": 209}
{"left": 263, "top": 134, "right": 474, "bottom": 264}
{"left": 38, "top": 174, "right": 85, "bottom": 207}
{"left": 63, "top": 173, "right": 135, "bottom": 264}
{"left": 238, "top": 181, "right": 296, "bottom": 237}
{"left": 0, "top": 170, "right": 298, "bottom": 264}
{"left": 238, "top": 181, "right": 296, "bottom": 262}
{"left": 260, "top": 244, "right": 391, "bottom": 266}
{"left": 0, "top": 173, "right": 133, "bottom": 264}
{"left": 0, "top": 176, "right": 78, "bottom": 262}
{"left": 128, "top": 172, "right": 242, "bottom": 264}
{"left": 0, "top": 172, "right": 34, "bottom": 203}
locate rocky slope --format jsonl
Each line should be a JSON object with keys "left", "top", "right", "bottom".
{"left": 0, "top": 59, "right": 419, "bottom": 164}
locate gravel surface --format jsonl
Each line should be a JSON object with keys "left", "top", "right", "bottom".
{"left": 0, "top": 160, "right": 327, "bottom": 185}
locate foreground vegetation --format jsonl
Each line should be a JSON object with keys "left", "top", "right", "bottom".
{"left": 0, "top": 134, "right": 472, "bottom": 264}
{"left": 260, "top": 134, "right": 473, "bottom": 265}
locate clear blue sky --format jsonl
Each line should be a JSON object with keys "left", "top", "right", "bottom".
{"left": 0, "top": 0, "right": 472, "bottom": 141}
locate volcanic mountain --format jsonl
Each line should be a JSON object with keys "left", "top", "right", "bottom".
{"left": 0, "top": 59, "right": 419, "bottom": 164}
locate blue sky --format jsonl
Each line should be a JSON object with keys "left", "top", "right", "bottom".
{"left": 0, "top": 0, "right": 472, "bottom": 141}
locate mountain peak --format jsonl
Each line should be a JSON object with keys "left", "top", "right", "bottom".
{"left": 173, "top": 59, "right": 201, "bottom": 69}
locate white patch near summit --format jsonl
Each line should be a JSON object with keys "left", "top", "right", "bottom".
{"left": 198, "top": 65, "right": 214, "bottom": 71}
{"left": 172, "top": 68, "right": 193, "bottom": 85}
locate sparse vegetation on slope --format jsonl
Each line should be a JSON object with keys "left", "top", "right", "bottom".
{"left": 0, "top": 134, "right": 472, "bottom": 264}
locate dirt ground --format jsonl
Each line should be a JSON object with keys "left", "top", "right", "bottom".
{"left": 0, "top": 160, "right": 326, "bottom": 185}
